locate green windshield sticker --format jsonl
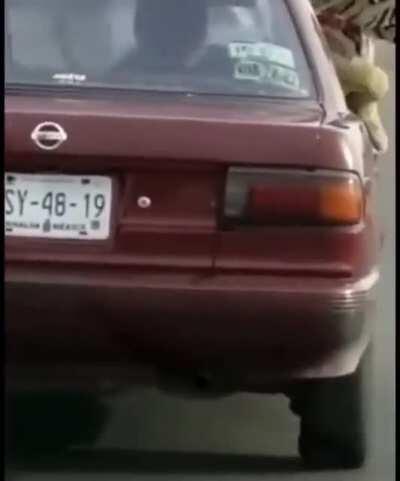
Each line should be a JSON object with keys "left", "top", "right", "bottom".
{"left": 229, "top": 42, "right": 295, "bottom": 69}
{"left": 234, "top": 60, "right": 300, "bottom": 91}
{"left": 234, "top": 61, "right": 264, "bottom": 81}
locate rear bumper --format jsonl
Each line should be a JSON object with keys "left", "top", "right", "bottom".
{"left": 6, "top": 265, "right": 378, "bottom": 392}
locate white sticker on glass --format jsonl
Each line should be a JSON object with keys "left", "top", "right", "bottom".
{"left": 266, "top": 64, "right": 300, "bottom": 90}
{"left": 52, "top": 73, "right": 87, "bottom": 84}
{"left": 229, "top": 42, "right": 295, "bottom": 69}
{"left": 234, "top": 60, "right": 300, "bottom": 91}
{"left": 234, "top": 61, "right": 266, "bottom": 81}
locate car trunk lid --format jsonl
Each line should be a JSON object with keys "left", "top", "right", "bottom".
{"left": 5, "top": 92, "right": 325, "bottom": 270}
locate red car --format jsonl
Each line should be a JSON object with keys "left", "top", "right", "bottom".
{"left": 5, "top": 0, "right": 380, "bottom": 469}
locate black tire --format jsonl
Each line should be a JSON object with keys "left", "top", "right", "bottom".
{"left": 289, "top": 348, "right": 371, "bottom": 470}
{"left": 6, "top": 391, "right": 108, "bottom": 460}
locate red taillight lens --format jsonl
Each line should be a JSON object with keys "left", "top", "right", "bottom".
{"left": 224, "top": 168, "right": 363, "bottom": 226}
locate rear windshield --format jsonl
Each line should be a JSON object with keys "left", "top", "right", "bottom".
{"left": 5, "top": 0, "right": 316, "bottom": 99}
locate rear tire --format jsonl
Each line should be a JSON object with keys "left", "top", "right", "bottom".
{"left": 289, "top": 349, "right": 371, "bottom": 469}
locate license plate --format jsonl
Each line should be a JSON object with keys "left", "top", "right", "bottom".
{"left": 5, "top": 173, "right": 113, "bottom": 240}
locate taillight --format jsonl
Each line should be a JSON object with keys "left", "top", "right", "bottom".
{"left": 224, "top": 168, "right": 363, "bottom": 226}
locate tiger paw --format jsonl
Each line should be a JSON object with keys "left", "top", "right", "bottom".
{"left": 348, "top": 57, "right": 389, "bottom": 101}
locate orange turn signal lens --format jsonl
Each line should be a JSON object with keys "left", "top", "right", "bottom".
{"left": 319, "top": 178, "right": 363, "bottom": 225}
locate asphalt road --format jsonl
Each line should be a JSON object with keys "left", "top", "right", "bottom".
{"left": 7, "top": 43, "right": 395, "bottom": 481}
